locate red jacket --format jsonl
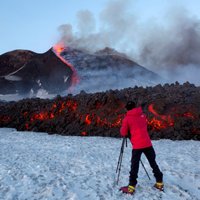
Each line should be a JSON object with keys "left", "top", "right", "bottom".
{"left": 120, "top": 106, "right": 152, "bottom": 149}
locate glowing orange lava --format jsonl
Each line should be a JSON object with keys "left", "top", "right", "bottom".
{"left": 85, "top": 114, "right": 92, "bottom": 125}
{"left": 13, "top": 100, "right": 198, "bottom": 135}
{"left": 148, "top": 104, "right": 174, "bottom": 130}
{"left": 83, "top": 113, "right": 124, "bottom": 128}
{"left": 31, "top": 112, "right": 50, "bottom": 121}
{"left": 53, "top": 43, "right": 65, "bottom": 54}
{"left": 53, "top": 43, "right": 80, "bottom": 89}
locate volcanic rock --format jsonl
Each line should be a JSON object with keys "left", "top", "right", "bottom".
{"left": 0, "top": 50, "right": 35, "bottom": 76}
{"left": 0, "top": 49, "right": 73, "bottom": 94}
{"left": 0, "top": 83, "right": 200, "bottom": 140}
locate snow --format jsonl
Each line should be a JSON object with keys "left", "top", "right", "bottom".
{"left": 0, "top": 89, "right": 55, "bottom": 102}
{"left": 0, "top": 128, "right": 200, "bottom": 200}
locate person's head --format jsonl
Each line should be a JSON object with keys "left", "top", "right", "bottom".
{"left": 125, "top": 101, "right": 136, "bottom": 111}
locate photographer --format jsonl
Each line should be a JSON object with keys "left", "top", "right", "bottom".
{"left": 119, "top": 101, "right": 164, "bottom": 195}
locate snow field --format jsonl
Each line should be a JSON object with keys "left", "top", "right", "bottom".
{"left": 0, "top": 128, "right": 200, "bottom": 200}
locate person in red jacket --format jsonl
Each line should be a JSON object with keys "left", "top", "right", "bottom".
{"left": 119, "top": 101, "right": 163, "bottom": 195}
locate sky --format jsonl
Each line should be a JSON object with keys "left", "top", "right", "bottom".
{"left": 0, "top": 0, "right": 107, "bottom": 54}
{"left": 1, "top": 0, "right": 200, "bottom": 55}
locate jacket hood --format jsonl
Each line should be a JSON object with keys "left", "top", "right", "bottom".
{"left": 127, "top": 107, "right": 143, "bottom": 116}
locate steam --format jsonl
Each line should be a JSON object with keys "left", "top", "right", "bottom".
{"left": 138, "top": 8, "right": 200, "bottom": 69}
{"left": 57, "top": 0, "right": 200, "bottom": 86}
{"left": 58, "top": 0, "right": 137, "bottom": 52}
{"left": 72, "top": 68, "right": 159, "bottom": 94}
{"left": 76, "top": 10, "right": 96, "bottom": 37}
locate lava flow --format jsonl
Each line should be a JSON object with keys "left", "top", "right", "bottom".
{"left": 22, "top": 101, "right": 198, "bottom": 134}
{"left": 148, "top": 104, "right": 174, "bottom": 130}
{"left": 1, "top": 100, "right": 199, "bottom": 136}
{"left": 1, "top": 82, "right": 200, "bottom": 140}
{"left": 53, "top": 43, "right": 79, "bottom": 89}
{"left": 83, "top": 113, "right": 124, "bottom": 128}
{"left": 148, "top": 103, "right": 197, "bottom": 131}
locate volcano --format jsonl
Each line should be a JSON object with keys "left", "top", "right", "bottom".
{"left": 0, "top": 47, "right": 162, "bottom": 95}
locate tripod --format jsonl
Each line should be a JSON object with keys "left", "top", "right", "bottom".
{"left": 116, "top": 137, "right": 151, "bottom": 185}
{"left": 116, "top": 137, "right": 127, "bottom": 185}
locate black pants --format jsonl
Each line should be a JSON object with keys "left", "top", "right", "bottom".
{"left": 129, "top": 146, "right": 163, "bottom": 186}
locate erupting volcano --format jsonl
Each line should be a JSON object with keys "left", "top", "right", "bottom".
{"left": 0, "top": 44, "right": 162, "bottom": 96}
{"left": 1, "top": 46, "right": 200, "bottom": 141}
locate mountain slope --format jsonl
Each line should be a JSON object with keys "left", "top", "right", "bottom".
{"left": 61, "top": 47, "right": 162, "bottom": 93}
{"left": 0, "top": 47, "right": 162, "bottom": 95}
{"left": 0, "top": 49, "right": 73, "bottom": 94}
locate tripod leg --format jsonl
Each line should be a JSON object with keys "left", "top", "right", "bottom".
{"left": 116, "top": 138, "right": 126, "bottom": 185}
{"left": 116, "top": 148, "right": 124, "bottom": 185}
{"left": 116, "top": 150, "right": 123, "bottom": 173}
{"left": 140, "top": 160, "right": 151, "bottom": 180}
{"left": 116, "top": 138, "right": 125, "bottom": 172}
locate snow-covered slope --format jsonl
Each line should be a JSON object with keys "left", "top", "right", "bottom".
{"left": 0, "top": 128, "right": 199, "bottom": 200}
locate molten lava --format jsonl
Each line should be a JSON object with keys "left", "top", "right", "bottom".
{"left": 85, "top": 114, "right": 92, "bottom": 125}
{"left": 83, "top": 113, "right": 124, "bottom": 128}
{"left": 53, "top": 43, "right": 65, "bottom": 54}
{"left": 52, "top": 43, "right": 80, "bottom": 89}
{"left": 147, "top": 103, "right": 197, "bottom": 131}
{"left": 23, "top": 100, "right": 78, "bottom": 130}
{"left": 148, "top": 104, "right": 174, "bottom": 130}
{"left": 1, "top": 98, "right": 199, "bottom": 137}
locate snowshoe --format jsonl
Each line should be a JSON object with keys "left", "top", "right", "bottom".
{"left": 119, "top": 185, "right": 135, "bottom": 195}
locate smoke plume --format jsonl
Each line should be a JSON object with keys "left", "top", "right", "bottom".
{"left": 138, "top": 8, "right": 200, "bottom": 68}
{"left": 57, "top": 0, "right": 200, "bottom": 85}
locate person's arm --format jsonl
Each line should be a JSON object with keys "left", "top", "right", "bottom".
{"left": 120, "top": 118, "right": 129, "bottom": 137}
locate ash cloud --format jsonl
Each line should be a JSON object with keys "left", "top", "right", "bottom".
{"left": 57, "top": 0, "right": 200, "bottom": 86}
{"left": 138, "top": 8, "right": 200, "bottom": 69}
{"left": 137, "top": 8, "right": 200, "bottom": 85}
{"left": 58, "top": 0, "right": 137, "bottom": 51}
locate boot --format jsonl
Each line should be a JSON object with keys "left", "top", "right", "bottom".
{"left": 154, "top": 182, "right": 164, "bottom": 191}
{"left": 119, "top": 185, "right": 135, "bottom": 195}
